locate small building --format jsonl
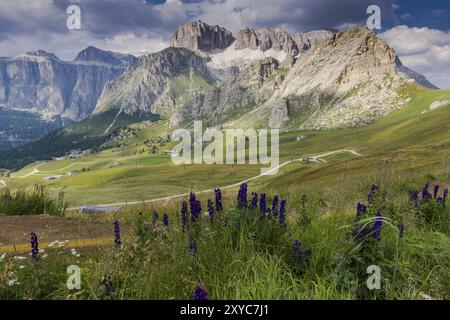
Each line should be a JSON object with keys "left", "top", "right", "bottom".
{"left": 44, "top": 175, "right": 63, "bottom": 181}
{"left": 67, "top": 170, "right": 81, "bottom": 176}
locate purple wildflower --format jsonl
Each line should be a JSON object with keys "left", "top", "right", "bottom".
{"left": 409, "top": 190, "right": 419, "bottom": 202}
{"left": 214, "top": 188, "right": 223, "bottom": 211}
{"left": 250, "top": 192, "right": 258, "bottom": 209}
{"left": 113, "top": 220, "right": 121, "bottom": 248}
{"left": 422, "top": 182, "right": 431, "bottom": 200}
{"left": 189, "top": 193, "right": 202, "bottom": 221}
{"left": 292, "top": 240, "right": 305, "bottom": 259}
{"left": 433, "top": 184, "right": 440, "bottom": 199}
{"left": 163, "top": 214, "right": 169, "bottom": 227}
{"left": 207, "top": 199, "right": 214, "bottom": 222}
{"left": 237, "top": 183, "right": 248, "bottom": 209}
{"left": 30, "top": 232, "right": 38, "bottom": 260}
{"left": 372, "top": 211, "right": 383, "bottom": 240}
{"left": 181, "top": 201, "right": 189, "bottom": 230}
{"left": 259, "top": 193, "right": 266, "bottom": 220}
{"left": 352, "top": 224, "right": 372, "bottom": 242}
{"left": 443, "top": 188, "right": 448, "bottom": 205}
{"left": 279, "top": 199, "right": 287, "bottom": 225}
{"left": 356, "top": 203, "right": 367, "bottom": 217}
{"left": 194, "top": 284, "right": 208, "bottom": 300}
{"left": 271, "top": 195, "right": 279, "bottom": 217}
{"left": 189, "top": 239, "right": 197, "bottom": 256}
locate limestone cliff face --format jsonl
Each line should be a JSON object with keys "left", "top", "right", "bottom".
{"left": 170, "top": 20, "right": 235, "bottom": 52}
{"left": 94, "top": 47, "right": 216, "bottom": 117}
{"left": 173, "top": 26, "right": 419, "bottom": 130}
{"left": 235, "top": 27, "right": 299, "bottom": 55}
{"left": 0, "top": 48, "right": 135, "bottom": 121}
{"left": 170, "top": 57, "right": 281, "bottom": 126}
{"left": 292, "top": 30, "right": 335, "bottom": 52}
{"left": 256, "top": 26, "right": 408, "bottom": 129}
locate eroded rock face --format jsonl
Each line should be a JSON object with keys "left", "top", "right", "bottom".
{"left": 0, "top": 48, "right": 135, "bottom": 121}
{"left": 170, "top": 20, "right": 235, "bottom": 52}
{"left": 235, "top": 27, "right": 299, "bottom": 55}
{"left": 292, "top": 30, "right": 334, "bottom": 52}
{"left": 174, "top": 26, "right": 422, "bottom": 130}
{"left": 95, "top": 47, "right": 215, "bottom": 117}
{"left": 235, "top": 27, "right": 259, "bottom": 50}
{"left": 170, "top": 57, "right": 280, "bottom": 126}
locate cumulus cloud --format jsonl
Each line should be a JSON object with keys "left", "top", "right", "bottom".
{"left": 380, "top": 26, "right": 450, "bottom": 89}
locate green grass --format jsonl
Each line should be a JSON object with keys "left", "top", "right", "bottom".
{"left": 1, "top": 84, "right": 450, "bottom": 299}
{"left": 1, "top": 182, "right": 448, "bottom": 300}
{"left": 0, "top": 183, "right": 68, "bottom": 216}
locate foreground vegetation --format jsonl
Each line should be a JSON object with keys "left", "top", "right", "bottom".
{"left": 0, "top": 184, "right": 68, "bottom": 217}
{"left": 1, "top": 180, "right": 448, "bottom": 300}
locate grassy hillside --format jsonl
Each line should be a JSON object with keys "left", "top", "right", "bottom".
{"left": 0, "top": 109, "right": 160, "bottom": 170}
{"left": 2, "top": 84, "right": 450, "bottom": 208}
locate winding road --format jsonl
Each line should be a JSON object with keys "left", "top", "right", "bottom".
{"left": 69, "top": 149, "right": 363, "bottom": 210}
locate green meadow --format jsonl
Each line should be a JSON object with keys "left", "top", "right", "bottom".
{"left": 1, "top": 84, "right": 449, "bottom": 300}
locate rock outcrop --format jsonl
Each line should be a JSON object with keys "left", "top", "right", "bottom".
{"left": 170, "top": 20, "right": 235, "bottom": 52}
{"left": 75, "top": 46, "right": 138, "bottom": 66}
{"left": 235, "top": 27, "right": 299, "bottom": 55}
{"left": 95, "top": 47, "right": 216, "bottom": 117}
{"left": 292, "top": 30, "right": 334, "bottom": 52}
{"left": 171, "top": 57, "right": 281, "bottom": 126}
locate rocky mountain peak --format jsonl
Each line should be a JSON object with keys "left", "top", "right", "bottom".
{"left": 24, "top": 50, "right": 60, "bottom": 60}
{"left": 235, "top": 26, "right": 299, "bottom": 55}
{"left": 170, "top": 20, "right": 235, "bottom": 52}
{"left": 74, "top": 46, "right": 138, "bottom": 66}
{"left": 293, "top": 30, "right": 334, "bottom": 52}
{"left": 94, "top": 47, "right": 215, "bottom": 116}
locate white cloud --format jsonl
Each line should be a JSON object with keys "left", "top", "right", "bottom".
{"left": 101, "top": 33, "right": 168, "bottom": 56}
{"left": 380, "top": 26, "right": 450, "bottom": 89}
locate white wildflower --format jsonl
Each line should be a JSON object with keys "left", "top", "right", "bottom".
{"left": 7, "top": 279, "right": 19, "bottom": 286}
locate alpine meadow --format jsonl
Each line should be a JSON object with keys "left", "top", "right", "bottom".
{"left": 0, "top": 1, "right": 449, "bottom": 304}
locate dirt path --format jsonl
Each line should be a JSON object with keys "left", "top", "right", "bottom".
{"left": 0, "top": 215, "right": 131, "bottom": 248}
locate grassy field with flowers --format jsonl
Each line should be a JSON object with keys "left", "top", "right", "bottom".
{"left": 0, "top": 178, "right": 449, "bottom": 300}
{"left": 0, "top": 84, "right": 449, "bottom": 299}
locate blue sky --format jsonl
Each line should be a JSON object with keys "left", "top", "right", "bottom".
{"left": 0, "top": 0, "right": 449, "bottom": 87}
{"left": 392, "top": 0, "right": 450, "bottom": 30}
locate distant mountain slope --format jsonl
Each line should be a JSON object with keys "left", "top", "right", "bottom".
{"left": 0, "top": 48, "right": 136, "bottom": 121}
{"left": 0, "top": 109, "right": 159, "bottom": 170}
{"left": 395, "top": 57, "right": 439, "bottom": 90}
{"left": 0, "top": 47, "right": 136, "bottom": 150}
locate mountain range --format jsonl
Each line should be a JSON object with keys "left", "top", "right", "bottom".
{"left": 0, "top": 20, "right": 441, "bottom": 168}
{"left": 0, "top": 47, "right": 137, "bottom": 149}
